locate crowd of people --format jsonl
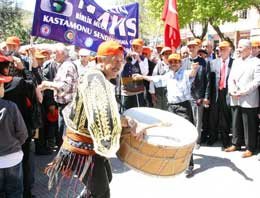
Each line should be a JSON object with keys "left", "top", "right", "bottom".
{"left": 0, "top": 35, "right": 259, "bottom": 197}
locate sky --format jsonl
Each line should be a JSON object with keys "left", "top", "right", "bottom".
{"left": 19, "top": 0, "right": 117, "bottom": 12}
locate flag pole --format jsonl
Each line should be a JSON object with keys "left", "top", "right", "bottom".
{"left": 29, "top": 36, "right": 34, "bottom": 71}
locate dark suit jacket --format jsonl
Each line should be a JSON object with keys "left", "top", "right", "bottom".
{"left": 209, "top": 57, "right": 233, "bottom": 103}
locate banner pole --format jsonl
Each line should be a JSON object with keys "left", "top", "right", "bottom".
{"left": 29, "top": 36, "right": 34, "bottom": 71}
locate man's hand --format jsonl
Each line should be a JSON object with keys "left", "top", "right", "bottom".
{"left": 231, "top": 91, "right": 241, "bottom": 100}
{"left": 28, "top": 47, "right": 36, "bottom": 57}
{"left": 203, "top": 99, "right": 210, "bottom": 106}
{"left": 130, "top": 121, "right": 147, "bottom": 141}
{"left": 12, "top": 56, "right": 24, "bottom": 70}
{"left": 196, "top": 99, "right": 203, "bottom": 105}
{"left": 38, "top": 81, "right": 53, "bottom": 91}
{"left": 132, "top": 74, "right": 143, "bottom": 81}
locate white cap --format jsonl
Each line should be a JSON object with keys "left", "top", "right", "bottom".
{"left": 79, "top": 48, "right": 91, "bottom": 56}
{"left": 238, "top": 39, "right": 251, "bottom": 47}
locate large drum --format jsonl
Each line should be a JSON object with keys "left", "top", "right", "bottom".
{"left": 117, "top": 107, "right": 198, "bottom": 176}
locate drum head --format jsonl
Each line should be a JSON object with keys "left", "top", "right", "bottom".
{"left": 123, "top": 107, "right": 197, "bottom": 147}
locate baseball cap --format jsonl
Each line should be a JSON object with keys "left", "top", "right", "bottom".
{"left": 251, "top": 40, "right": 259, "bottom": 47}
{"left": 132, "top": 38, "right": 144, "bottom": 46}
{"left": 97, "top": 40, "right": 123, "bottom": 56}
{"left": 187, "top": 40, "right": 198, "bottom": 47}
{"left": 35, "top": 50, "right": 46, "bottom": 59}
{"left": 79, "top": 48, "right": 91, "bottom": 56}
{"left": 142, "top": 46, "right": 152, "bottom": 55}
{"left": 168, "top": 53, "right": 181, "bottom": 61}
{"left": 219, "top": 41, "right": 231, "bottom": 48}
{"left": 6, "top": 36, "right": 21, "bottom": 46}
{"left": 0, "top": 55, "right": 12, "bottom": 62}
{"left": 238, "top": 39, "right": 251, "bottom": 47}
{"left": 156, "top": 43, "right": 164, "bottom": 49}
{"left": 0, "top": 75, "right": 13, "bottom": 83}
{"left": 194, "top": 38, "right": 202, "bottom": 45}
{"left": 160, "top": 47, "right": 172, "bottom": 55}
{"left": 40, "top": 49, "right": 51, "bottom": 56}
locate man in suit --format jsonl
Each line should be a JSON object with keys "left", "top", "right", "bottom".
{"left": 207, "top": 41, "right": 233, "bottom": 148}
{"left": 225, "top": 39, "right": 260, "bottom": 158}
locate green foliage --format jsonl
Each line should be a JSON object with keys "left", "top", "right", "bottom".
{"left": 147, "top": 0, "right": 260, "bottom": 27}
{"left": 0, "top": 0, "right": 30, "bottom": 44}
{"left": 146, "top": 0, "right": 260, "bottom": 40}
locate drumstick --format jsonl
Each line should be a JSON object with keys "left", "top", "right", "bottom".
{"left": 121, "top": 122, "right": 172, "bottom": 137}
{"left": 145, "top": 122, "right": 172, "bottom": 129}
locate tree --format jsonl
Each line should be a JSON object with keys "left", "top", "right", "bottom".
{"left": 0, "top": 0, "right": 30, "bottom": 44}
{"left": 147, "top": 0, "right": 260, "bottom": 44}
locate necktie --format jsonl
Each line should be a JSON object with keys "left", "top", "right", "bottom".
{"left": 219, "top": 60, "right": 226, "bottom": 90}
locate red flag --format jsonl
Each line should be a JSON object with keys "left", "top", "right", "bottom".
{"left": 162, "top": 0, "right": 181, "bottom": 51}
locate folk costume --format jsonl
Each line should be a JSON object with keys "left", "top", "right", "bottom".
{"left": 46, "top": 41, "right": 124, "bottom": 197}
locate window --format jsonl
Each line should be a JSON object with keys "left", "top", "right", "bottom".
{"left": 238, "top": 10, "right": 247, "bottom": 19}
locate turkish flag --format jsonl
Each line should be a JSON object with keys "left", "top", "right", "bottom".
{"left": 162, "top": 0, "right": 181, "bottom": 51}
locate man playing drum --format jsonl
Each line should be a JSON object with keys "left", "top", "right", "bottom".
{"left": 44, "top": 40, "right": 145, "bottom": 198}
{"left": 133, "top": 53, "right": 199, "bottom": 176}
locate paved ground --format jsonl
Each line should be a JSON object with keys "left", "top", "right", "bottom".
{"left": 32, "top": 142, "right": 260, "bottom": 198}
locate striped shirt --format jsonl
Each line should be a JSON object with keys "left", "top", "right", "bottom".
{"left": 54, "top": 59, "right": 79, "bottom": 104}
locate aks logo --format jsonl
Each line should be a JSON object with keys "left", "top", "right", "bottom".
{"left": 64, "top": 30, "right": 75, "bottom": 42}
{"left": 40, "top": 24, "right": 51, "bottom": 36}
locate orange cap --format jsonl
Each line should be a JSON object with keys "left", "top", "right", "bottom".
{"left": 97, "top": 40, "right": 123, "bottom": 56}
{"left": 187, "top": 40, "right": 198, "bottom": 47}
{"left": 35, "top": 50, "right": 47, "bottom": 59}
{"left": 0, "top": 75, "right": 13, "bottom": 84}
{"left": 142, "top": 46, "right": 152, "bottom": 55}
{"left": 219, "top": 41, "right": 231, "bottom": 48}
{"left": 132, "top": 38, "right": 144, "bottom": 46}
{"left": 194, "top": 38, "right": 202, "bottom": 45}
{"left": 40, "top": 49, "right": 51, "bottom": 56}
{"left": 168, "top": 53, "right": 181, "bottom": 61}
{"left": 251, "top": 40, "right": 259, "bottom": 47}
{"left": 6, "top": 36, "right": 21, "bottom": 46}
